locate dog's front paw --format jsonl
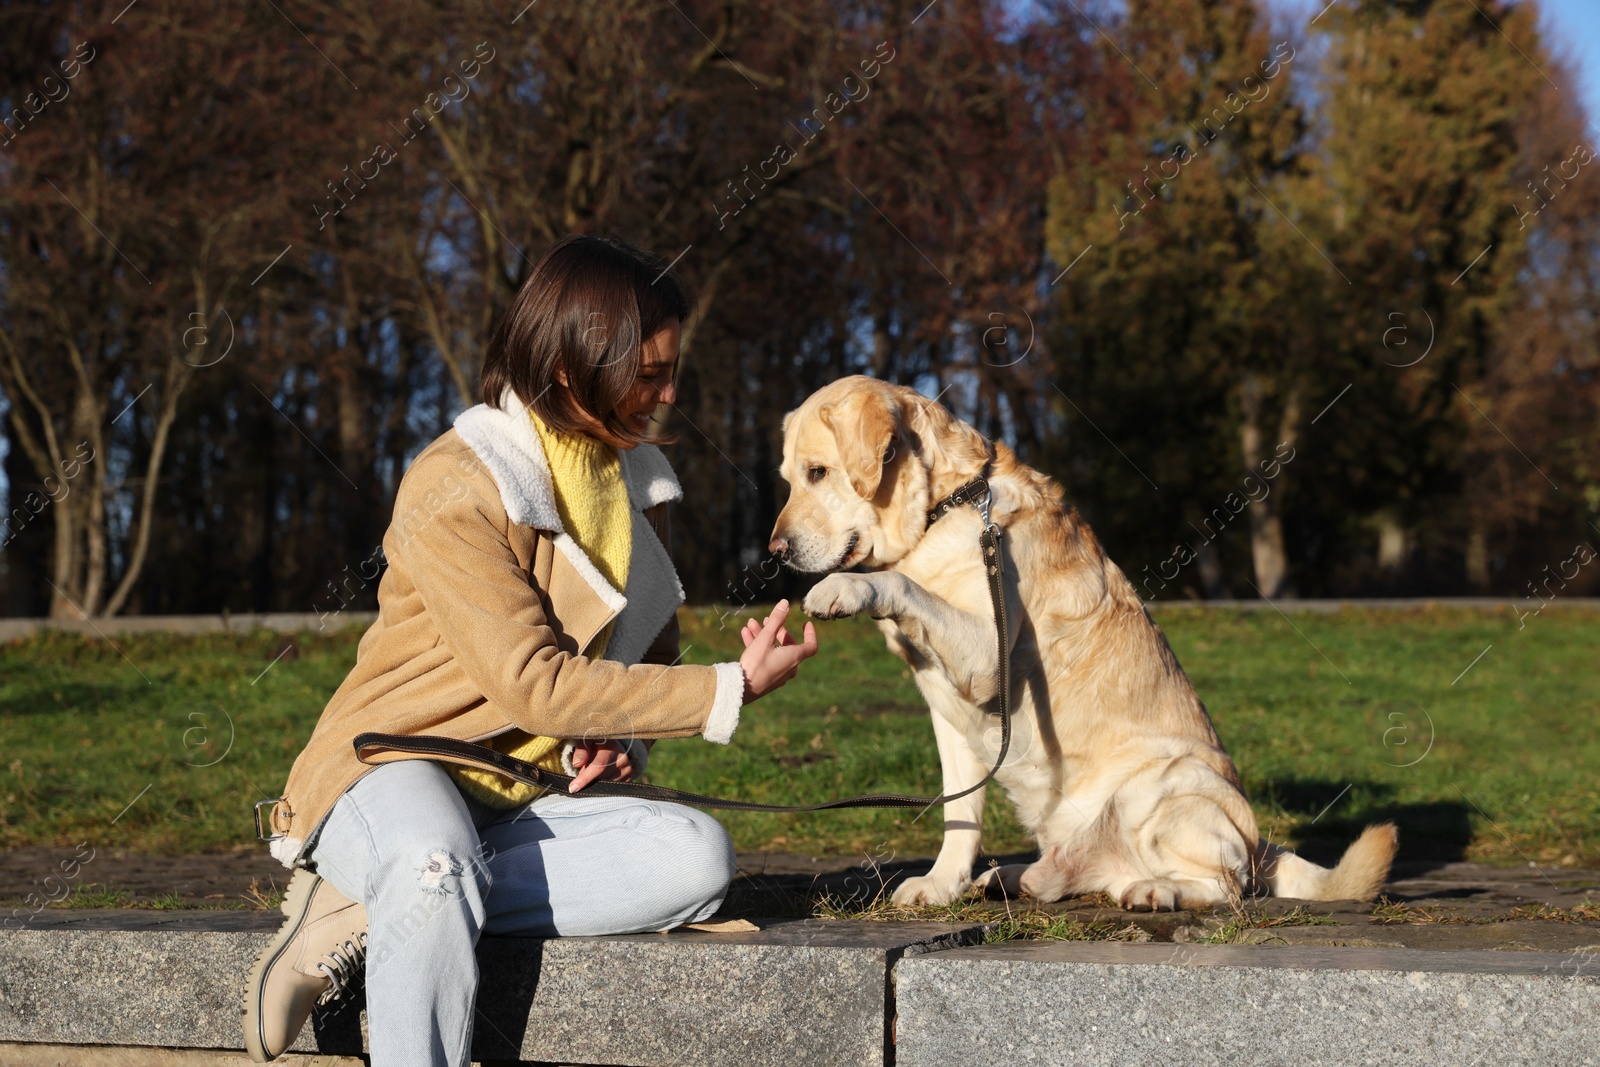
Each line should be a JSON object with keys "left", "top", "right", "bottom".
{"left": 803, "top": 573, "right": 882, "bottom": 620}
{"left": 891, "top": 873, "right": 970, "bottom": 907}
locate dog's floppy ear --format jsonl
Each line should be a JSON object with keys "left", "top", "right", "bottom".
{"left": 820, "top": 390, "right": 897, "bottom": 500}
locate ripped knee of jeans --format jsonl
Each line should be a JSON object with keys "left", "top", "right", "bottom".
{"left": 417, "top": 848, "right": 465, "bottom": 895}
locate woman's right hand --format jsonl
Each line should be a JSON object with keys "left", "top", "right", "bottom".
{"left": 738, "top": 599, "right": 818, "bottom": 703}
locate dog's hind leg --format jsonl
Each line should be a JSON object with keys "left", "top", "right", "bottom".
{"left": 1110, "top": 876, "right": 1236, "bottom": 911}
{"left": 1108, "top": 792, "right": 1253, "bottom": 911}
{"left": 974, "top": 854, "right": 1073, "bottom": 902}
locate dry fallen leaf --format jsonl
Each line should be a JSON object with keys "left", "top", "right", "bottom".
{"left": 681, "top": 918, "right": 760, "bottom": 933}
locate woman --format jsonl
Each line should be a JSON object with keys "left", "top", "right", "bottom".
{"left": 243, "top": 234, "right": 817, "bottom": 1066}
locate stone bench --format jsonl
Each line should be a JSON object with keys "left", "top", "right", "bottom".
{"left": 0, "top": 910, "right": 981, "bottom": 1066}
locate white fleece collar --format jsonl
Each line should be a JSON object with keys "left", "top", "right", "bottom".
{"left": 452, "top": 396, "right": 686, "bottom": 666}
{"left": 453, "top": 394, "right": 683, "bottom": 528}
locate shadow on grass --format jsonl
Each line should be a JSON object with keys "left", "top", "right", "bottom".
{"left": 1, "top": 679, "right": 133, "bottom": 716}
{"left": 1259, "top": 776, "right": 1474, "bottom": 870}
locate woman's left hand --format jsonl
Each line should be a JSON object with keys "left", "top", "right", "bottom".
{"left": 568, "top": 739, "right": 638, "bottom": 793}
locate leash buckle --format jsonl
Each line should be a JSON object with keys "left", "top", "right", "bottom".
{"left": 254, "top": 797, "right": 287, "bottom": 842}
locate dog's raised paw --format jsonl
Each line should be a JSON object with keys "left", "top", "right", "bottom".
{"left": 803, "top": 573, "right": 879, "bottom": 620}
{"left": 891, "top": 874, "right": 967, "bottom": 907}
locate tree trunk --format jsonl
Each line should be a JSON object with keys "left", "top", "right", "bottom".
{"left": 1239, "top": 375, "right": 1301, "bottom": 599}
{"left": 677, "top": 256, "right": 728, "bottom": 364}
{"left": 48, "top": 489, "right": 81, "bottom": 618}
{"left": 1249, "top": 502, "right": 1293, "bottom": 598}
{"left": 1375, "top": 512, "right": 1409, "bottom": 573}
{"left": 1195, "top": 539, "right": 1228, "bottom": 599}
{"left": 52, "top": 386, "right": 106, "bottom": 617}
{"left": 1465, "top": 521, "right": 1490, "bottom": 588}
{"left": 101, "top": 361, "right": 193, "bottom": 617}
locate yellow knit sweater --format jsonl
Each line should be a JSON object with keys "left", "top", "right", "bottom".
{"left": 447, "top": 411, "right": 633, "bottom": 808}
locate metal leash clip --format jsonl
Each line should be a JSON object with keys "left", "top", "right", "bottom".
{"left": 977, "top": 484, "right": 994, "bottom": 529}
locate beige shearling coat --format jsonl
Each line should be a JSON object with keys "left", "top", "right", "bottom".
{"left": 263, "top": 400, "right": 744, "bottom": 867}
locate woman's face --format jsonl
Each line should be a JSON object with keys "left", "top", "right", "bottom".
{"left": 563, "top": 319, "right": 680, "bottom": 449}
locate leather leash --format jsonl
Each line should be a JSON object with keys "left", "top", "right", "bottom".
{"left": 345, "top": 472, "right": 1011, "bottom": 816}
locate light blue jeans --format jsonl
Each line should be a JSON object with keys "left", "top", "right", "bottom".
{"left": 306, "top": 758, "right": 737, "bottom": 1067}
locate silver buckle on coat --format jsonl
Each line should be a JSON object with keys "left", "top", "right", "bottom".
{"left": 254, "top": 798, "right": 287, "bottom": 842}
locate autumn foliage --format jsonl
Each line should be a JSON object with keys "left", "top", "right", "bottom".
{"left": 0, "top": 0, "right": 1594, "bottom": 616}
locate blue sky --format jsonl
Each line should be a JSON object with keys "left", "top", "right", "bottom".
{"left": 1273, "top": 0, "right": 1600, "bottom": 132}
{"left": 1520, "top": 0, "right": 1600, "bottom": 130}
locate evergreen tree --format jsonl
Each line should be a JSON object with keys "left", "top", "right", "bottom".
{"left": 1306, "top": 0, "right": 1549, "bottom": 589}
{"left": 1046, "top": 0, "right": 1317, "bottom": 598}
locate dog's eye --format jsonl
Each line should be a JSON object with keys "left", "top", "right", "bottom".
{"left": 807, "top": 465, "right": 827, "bottom": 484}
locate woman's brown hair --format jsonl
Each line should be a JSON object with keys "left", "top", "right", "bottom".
{"left": 480, "top": 234, "right": 692, "bottom": 446}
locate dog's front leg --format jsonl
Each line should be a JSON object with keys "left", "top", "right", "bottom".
{"left": 802, "top": 570, "right": 902, "bottom": 622}
{"left": 805, "top": 571, "right": 1012, "bottom": 707}
{"left": 891, "top": 705, "right": 988, "bottom": 906}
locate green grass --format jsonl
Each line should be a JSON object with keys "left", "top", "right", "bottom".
{"left": 60, "top": 882, "right": 134, "bottom": 909}
{"left": 0, "top": 626, "right": 358, "bottom": 854}
{"left": 1188, "top": 904, "right": 1341, "bottom": 944}
{"left": 29, "top": 882, "right": 252, "bottom": 910}
{"left": 1, "top": 605, "right": 1596, "bottom": 869}
{"left": 1368, "top": 897, "right": 1600, "bottom": 924}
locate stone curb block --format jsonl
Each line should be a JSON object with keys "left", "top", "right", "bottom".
{"left": 894, "top": 942, "right": 1600, "bottom": 1067}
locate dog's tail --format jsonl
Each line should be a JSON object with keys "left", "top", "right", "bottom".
{"left": 1253, "top": 823, "right": 1398, "bottom": 901}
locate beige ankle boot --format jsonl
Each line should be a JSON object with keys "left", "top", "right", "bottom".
{"left": 241, "top": 868, "right": 368, "bottom": 1062}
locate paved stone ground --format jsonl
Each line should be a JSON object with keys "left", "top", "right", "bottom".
{"left": 5, "top": 846, "right": 1597, "bottom": 952}
{"left": 724, "top": 854, "right": 1600, "bottom": 951}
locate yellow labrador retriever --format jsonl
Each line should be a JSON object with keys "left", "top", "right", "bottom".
{"left": 769, "top": 376, "right": 1396, "bottom": 909}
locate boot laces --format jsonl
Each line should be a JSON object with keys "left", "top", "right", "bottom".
{"left": 314, "top": 932, "right": 369, "bottom": 1005}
